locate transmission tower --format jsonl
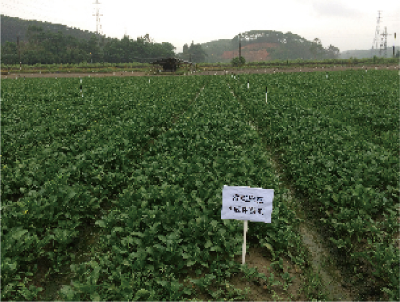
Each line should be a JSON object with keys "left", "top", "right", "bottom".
{"left": 380, "top": 26, "right": 392, "bottom": 57}
{"left": 92, "top": 0, "right": 103, "bottom": 35}
{"left": 372, "top": 10, "right": 382, "bottom": 56}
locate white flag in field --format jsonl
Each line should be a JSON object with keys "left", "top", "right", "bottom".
{"left": 221, "top": 186, "right": 274, "bottom": 223}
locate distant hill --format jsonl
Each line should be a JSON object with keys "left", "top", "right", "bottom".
{"left": 1, "top": 14, "right": 103, "bottom": 44}
{"left": 193, "top": 30, "right": 340, "bottom": 63}
{"left": 2, "top": 16, "right": 349, "bottom": 64}
{"left": 339, "top": 47, "right": 400, "bottom": 59}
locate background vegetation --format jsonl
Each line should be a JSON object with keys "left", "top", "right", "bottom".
{"left": 1, "top": 24, "right": 176, "bottom": 65}
{"left": 198, "top": 30, "right": 341, "bottom": 63}
{"left": 1, "top": 15, "right": 398, "bottom": 68}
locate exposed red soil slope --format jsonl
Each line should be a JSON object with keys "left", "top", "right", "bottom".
{"left": 222, "top": 42, "right": 279, "bottom": 62}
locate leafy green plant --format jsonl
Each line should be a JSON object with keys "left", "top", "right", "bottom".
{"left": 229, "top": 69, "right": 399, "bottom": 300}
{"left": 231, "top": 56, "right": 246, "bottom": 67}
{"left": 3, "top": 70, "right": 397, "bottom": 301}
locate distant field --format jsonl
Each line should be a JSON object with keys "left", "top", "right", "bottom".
{"left": 1, "top": 70, "right": 399, "bottom": 301}
{"left": 1, "top": 56, "right": 398, "bottom": 76}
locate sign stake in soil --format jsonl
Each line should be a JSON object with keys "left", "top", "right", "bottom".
{"left": 221, "top": 186, "right": 274, "bottom": 265}
{"left": 247, "top": 80, "right": 249, "bottom": 89}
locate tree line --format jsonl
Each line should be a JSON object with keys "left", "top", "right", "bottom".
{"left": 1, "top": 25, "right": 178, "bottom": 65}
{"left": 176, "top": 41, "right": 208, "bottom": 63}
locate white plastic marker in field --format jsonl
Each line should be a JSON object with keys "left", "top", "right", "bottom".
{"left": 149, "top": 79, "right": 150, "bottom": 84}
{"left": 80, "top": 78, "right": 83, "bottom": 97}
{"left": 266, "top": 86, "right": 268, "bottom": 104}
{"left": 247, "top": 80, "right": 249, "bottom": 89}
{"left": 221, "top": 185, "right": 274, "bottom": 265}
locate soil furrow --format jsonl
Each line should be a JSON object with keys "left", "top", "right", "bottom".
{"left": 229, "top": 84, "right": 356, "bottom": 301}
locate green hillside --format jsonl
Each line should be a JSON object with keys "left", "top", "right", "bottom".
{"left": 1, "top": 15, "right": 176, "bottom": 65}
{"left": 6, "top": 15, "right": 395, "bottom": 64}
{"left": 196, "top": 30, "right": 340, "bottom": 63}
{"left": 1, "top": 15, "right": 103, "bottom": 45}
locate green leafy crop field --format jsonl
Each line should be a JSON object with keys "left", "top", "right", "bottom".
{"left": 229, "top": 69, "right": 399, "bottom": 300}
{"left": 1, "top": 70, "right": 399, "bottom": 301}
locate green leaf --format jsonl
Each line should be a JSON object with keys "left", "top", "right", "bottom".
{"left": 67, "top": 190, "right": 76, "bottom": 200}
{"left": 156, "top": 280, "right": 169, "bottom": 287}
{"left": 263, "top": 243, "right": 274, "bottom": 252}
{"left": 187, "top": 260, "right": 196, "bottom": 266}
{"left": 122, "top": 259, "right": 130, "bottom": 266}
{"left": 204, "top": 240, "right": 213, "bottom": 249}
{"left": 12, "top": 229, "right": 28, "bottom": 240}
{"left": 132, "top": 231, "right": 145, "bottom": 237}
{"left": 60, "top": 285, "right": 76, "bottom": 300}
{"left": 94, "top": 220, "right": 106, "bottom": 228}
{"left": 90, "top": 291, "right": 101, "bottom": 301}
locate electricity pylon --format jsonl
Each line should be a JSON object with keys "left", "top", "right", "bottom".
{"left": 372, "top": 10, "right": 382, "bottom": 56}
{"left": 93, "top": 0, "right": 103, "bottom": 35}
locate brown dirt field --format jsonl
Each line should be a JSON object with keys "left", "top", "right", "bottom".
{"left": 1, "top": 65, "right": 398, "bottom": 79}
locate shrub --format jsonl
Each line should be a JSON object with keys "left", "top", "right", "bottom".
{"left": 231, "top": 56, "right": 245, "bottom": 67}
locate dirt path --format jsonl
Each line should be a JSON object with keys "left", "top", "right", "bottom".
{"left": 2, "top": 65, "right": 398, "bottom": 79}
{"left": 1, "top": 71, "right": 147, "bottom": 79}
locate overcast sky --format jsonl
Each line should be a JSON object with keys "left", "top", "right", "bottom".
{"left": 2, "top": 0, "right": 399, "bottom": 53}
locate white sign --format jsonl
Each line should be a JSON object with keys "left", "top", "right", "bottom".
{"left": 221, "top": 186, "right": 274, "bottom": 223}
{"left": 221, "top": 185, "right": 274, "bottom": 265}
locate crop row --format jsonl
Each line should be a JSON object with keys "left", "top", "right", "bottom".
{"left": 228, "top": 69, "right": 399, "bottom": 300}
{"left": 1, "top": 76, "right": 205, "bottom": 300}
{"left": 1, "top": 76, "right": 320, "bottom": 300}
{"left": 54, "top": 77, "right": 312, "bottom": 300}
